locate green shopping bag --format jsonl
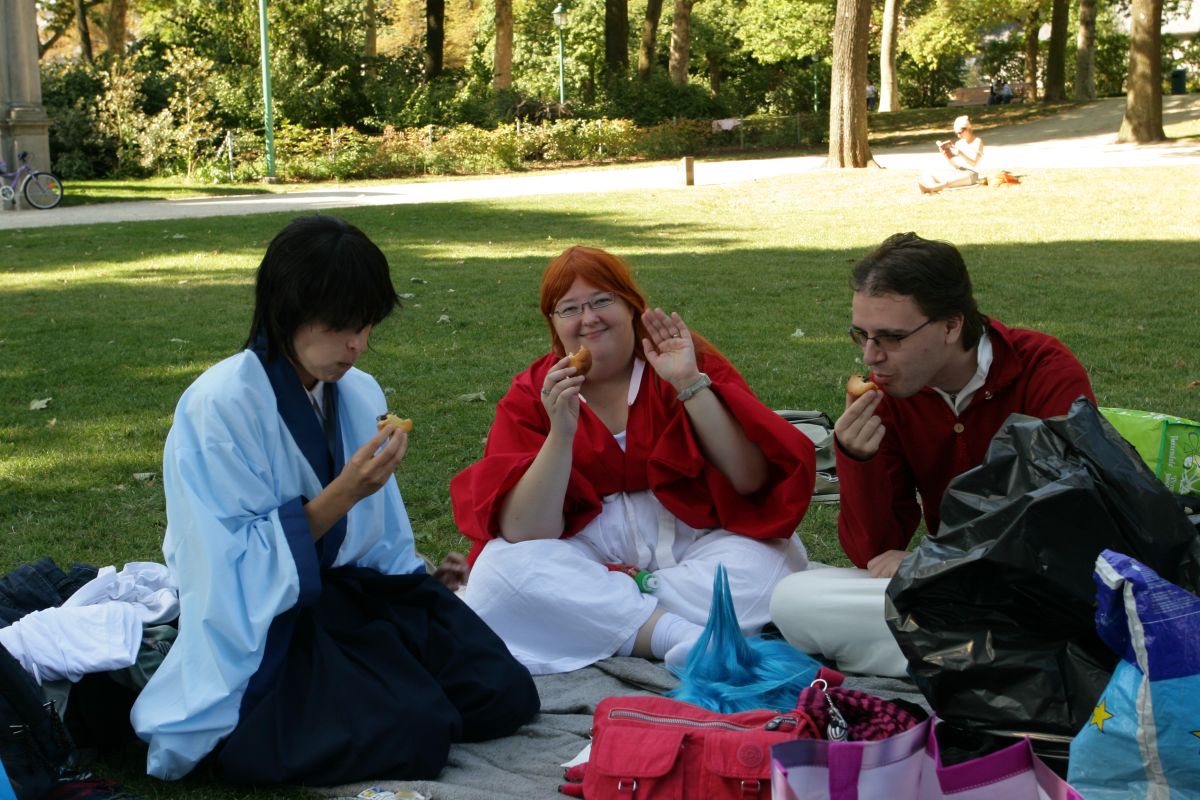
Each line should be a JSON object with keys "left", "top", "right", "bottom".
{"left": 1099, "top": 407, "right": 1200, "bottom": 498}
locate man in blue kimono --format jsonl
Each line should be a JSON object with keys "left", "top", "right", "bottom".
{"left": 130, "top": 216, "right": 539, "bottom": 785}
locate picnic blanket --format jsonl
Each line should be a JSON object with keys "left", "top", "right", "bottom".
{"left": 313, "top": 657, "right": 929, "bottom": 800}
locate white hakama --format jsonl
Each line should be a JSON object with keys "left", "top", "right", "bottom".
{"left": 465, "top": 485, "right": 808, "bottom": 674}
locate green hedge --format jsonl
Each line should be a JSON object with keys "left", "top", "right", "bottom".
{"left": 195, "top": 114, "right": 829, "bottom": 183}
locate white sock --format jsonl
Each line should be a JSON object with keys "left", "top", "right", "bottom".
{"left": 650, "top": 613, "right": 703, "bottom": 663}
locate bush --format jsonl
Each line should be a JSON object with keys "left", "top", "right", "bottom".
{"left": 599, "top": 75, "right": 729, "bottom": 126}
{"left": 427, "top": 125, "right": 508, "bottom": 174}
{"left": 1093, "top": 29, "right": 1130, "bottom": 97}
{"left": 41, "top": 60, "right": 118, "bottom": 179}
{"left": 270, "top": 124, "right": 381, "bottom": 181}
{"left": 634, "top": 118, "right": 713, "bottom": 159}
{"left": 758, "top": 61, "right": 831, "bottom": 117}
{"left": 897, "top": 52, "right": 965, "bottom": 108}
{"left": 739, "top": 113, "right": 827, "bottom": 149}
{"left": 978, "top": 36, "right": 1024, "bottom": 84}
{"left": 354, "top": 127, "right": 430, "bottom": 178}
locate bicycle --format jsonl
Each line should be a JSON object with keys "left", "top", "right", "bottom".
{"left": 0, "top": 151, "right": 64, "bottom": 210}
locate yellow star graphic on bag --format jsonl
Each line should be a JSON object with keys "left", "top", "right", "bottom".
{"left": 1089, "top": 699, "right": 1114, "bottom": 732}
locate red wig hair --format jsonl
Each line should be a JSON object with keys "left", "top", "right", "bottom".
{"left": 540, "top": 246, "right": 651, "bottom": 359}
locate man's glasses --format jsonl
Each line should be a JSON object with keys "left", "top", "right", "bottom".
{"left": 554, "top": 292, "right": 617, "bottom": 318}
{"left": 848, "top": 318, "right": 934, "bottom": 351}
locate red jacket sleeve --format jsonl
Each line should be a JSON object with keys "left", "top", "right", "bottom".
{"left": 834, "top": 423, "right": 923, "bottom": 569}
{"left": 449, "top": 358, "right": 607, "bottom": 562}
{"left": 646, "top": 351, "right": 815, "bottom": 540}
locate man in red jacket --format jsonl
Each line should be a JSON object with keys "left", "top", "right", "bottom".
{"left": 771, "top": 232, "right": 1094, "bottom": 676}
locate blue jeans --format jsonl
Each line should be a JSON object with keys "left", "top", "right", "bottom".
{"left": 0, "top": 557, "right": 97, "bottom": 627}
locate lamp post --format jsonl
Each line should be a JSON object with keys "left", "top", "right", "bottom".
{"left": 552, "top": 3, "right": 568, "bottom": 105}
{"left": 257, "top": 0, "right": 277, "bottom": 179}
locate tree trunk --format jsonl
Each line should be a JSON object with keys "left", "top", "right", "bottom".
{"left": 879, "top": 0, "right": 901, "bottom": 112}
{"left": 638, "top": 0, "right": 665, "bottom": 80}
{"left": 425, "top": 0, "right": 445, "bottom": 79}
{"left": 667, "top": 0, "right": 695, "bottom": 86}
{"left": 707, "top": 52, "right": 721, "bottom": 95}
{"left": 1075, "top": 0, "right": 1096, "bottom": 101}
{"left": 494, "top": 0, "right": 513, "bottom": 89}
{"left": 605, "top": 0, "right": 630, "bottom": 82}
{"left": 1117, "top": 0, "right": 1165, "bottom": 142}
{"left": 827, "top": 0, "right": 873, "bottom": 167}
{"left": 74, "top": 0, "right": 93, "bottom": 62}
{"left": 363, "top": 0, "right": 378, "bottom": 80}
{"left": 1043, "top": 0, "right": 1069, "bottom": 101}
{"left": 106, "top": 0, "right": 128, "bottom": 56}
{"left": 364, "top": 0, "right": 377, "bottom": 60}
{"left": 1023, "top": 9, "right": 1039, "bottom": 102}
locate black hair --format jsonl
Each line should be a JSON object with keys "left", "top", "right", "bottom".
{"left": 851, "top": 232, "right": 987, "bottom": 350}
{"left": 244, "top": 216, "right": 399, "bottom": 361}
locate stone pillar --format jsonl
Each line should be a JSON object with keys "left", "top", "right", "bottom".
{"left": 0, "top": 0, "right": 52, "bottom": 174}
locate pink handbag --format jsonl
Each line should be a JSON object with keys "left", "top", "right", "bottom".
{"left": 771, "top": 716, "right": 1082, "bottom": 800}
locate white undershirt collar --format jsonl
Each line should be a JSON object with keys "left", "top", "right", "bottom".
{"left": 306, "top": 381, "right": 327, "bottom": 420}
{"left": 932, "top": 331, "right": 991, "bottom": 416}
{"left": 584, "top": 358, "right": 645, "bottom": 451}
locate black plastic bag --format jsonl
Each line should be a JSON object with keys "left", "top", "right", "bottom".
{"left": 885, "top": 398, "right": 1200, "bottom": 749}
{"left": 1, "top": 643, "right": 75, "bottom": 800}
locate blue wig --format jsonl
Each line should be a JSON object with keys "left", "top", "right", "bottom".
{"left": 666, "top": 564, "right": 822, "bottom": 713}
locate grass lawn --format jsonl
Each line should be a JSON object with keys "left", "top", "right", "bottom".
{"left": 2, "top": 158, "right": 1199, "bottom": 797}
{"left": 56, "top": 177, "right": 292, "bottom": 207}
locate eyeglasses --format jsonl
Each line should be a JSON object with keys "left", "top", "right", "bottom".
{"left": 848, "top": 318, "right": 935, "bottom": 351}
{"left": 553, "top": 292, "right": 617, "bottom": 318}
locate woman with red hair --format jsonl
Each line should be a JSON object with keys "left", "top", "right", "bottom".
{"left": 450, "top": 246, "right": 815, "bottom": 674}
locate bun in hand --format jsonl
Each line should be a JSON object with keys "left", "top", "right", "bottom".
{"left": 567, "top": 345, "right": 593, "bottom": 376}
{"left": 847, "top": 374, "right": 879, "bottom": 399}
{"left": 376, "top": 413, "right": 413, "bottom": 433}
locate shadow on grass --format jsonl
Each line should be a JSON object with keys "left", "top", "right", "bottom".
{"left": 4, "top": 217, "right": 1196, "bottom": 511}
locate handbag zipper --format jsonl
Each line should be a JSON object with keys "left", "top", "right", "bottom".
{"left": 609, "top": 709, "right": 798, "bottom": 732}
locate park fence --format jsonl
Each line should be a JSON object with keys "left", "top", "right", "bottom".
{"left": 204, "top": 113, "right": 831, "bottom": 183}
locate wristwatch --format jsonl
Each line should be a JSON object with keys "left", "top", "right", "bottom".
{"left": 676, "top": 373, "right": 712, "bottom": 403}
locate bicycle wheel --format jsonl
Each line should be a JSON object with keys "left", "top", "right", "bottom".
{"left": 23, "top": 172, "right": 64, "bottom": 209}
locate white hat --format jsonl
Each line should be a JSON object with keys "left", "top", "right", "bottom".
{"left": 953, "top": 115, "right": 971, "bottom": 131}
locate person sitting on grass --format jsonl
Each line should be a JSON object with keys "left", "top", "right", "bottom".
{"left": 919, "top": 115, "right": 985, "bottom": 194}
{"left": 450, "top": 245, "right": 815, "bottom": 675}
{"left": 130, "top": 215, "right": 538, "bottom": 786}
{"left": 770, "top": 232, "right": 1093, "bottom": 677}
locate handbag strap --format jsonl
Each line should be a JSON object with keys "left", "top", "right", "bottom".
{"left": 795, "top": 683, "right": 924, "bottom": 742}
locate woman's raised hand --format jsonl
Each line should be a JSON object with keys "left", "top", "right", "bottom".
{"left": 540, "top": 355, "right": 585, "bottom": 433}
{"left": 641, "top": 308, "right": 700, "bottom": 390}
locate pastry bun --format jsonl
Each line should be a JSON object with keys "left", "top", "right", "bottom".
{"left": 376, "top": 413, "right": 414, "bottom": 433}
{"left": 567, "top": 345, "right": 593, "bottom": 376}
{"left": 847, "top": 374, "right": 879, "bottom": 398}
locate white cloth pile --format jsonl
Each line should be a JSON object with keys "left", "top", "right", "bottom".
{"left": 0, "top": 562, "right": 178, "bottom": 684}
